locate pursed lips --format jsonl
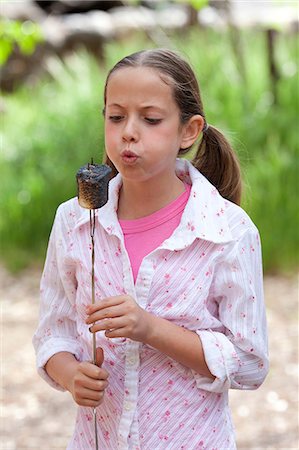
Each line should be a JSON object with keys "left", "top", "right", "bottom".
{"left": 121, "top": 149, "right": 138, "bottom": 157}
{"left": 120, "top": 150, "right": 139, "bottom": 163}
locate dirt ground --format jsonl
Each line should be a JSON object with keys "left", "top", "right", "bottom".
{"left": 1, "top": 266, "right": 298, "bottom": 449}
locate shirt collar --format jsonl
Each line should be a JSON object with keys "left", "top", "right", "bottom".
{"left": 166, "top": 159, "right": 234, "bottom": 249}
{"left": 74, "top": 158, "right": 234, "bottom": 246}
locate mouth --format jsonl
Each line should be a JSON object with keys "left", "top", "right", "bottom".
{"left": 120, "top": 150, "right": 139, "bottom": 164}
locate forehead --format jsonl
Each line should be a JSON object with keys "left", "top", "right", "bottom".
{"left": 106, "top": 66, "right": 175, "bottom": 107}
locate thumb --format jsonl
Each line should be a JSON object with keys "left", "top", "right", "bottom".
{"left": 95, "top": 347, "right": 104, "bottom": 367}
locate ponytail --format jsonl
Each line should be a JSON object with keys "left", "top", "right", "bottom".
{"left": 191, "top": 125, "right": 242, "bottom": 206}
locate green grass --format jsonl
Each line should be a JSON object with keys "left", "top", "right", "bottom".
{"left": 0, "top": 29, "right": 298, "bottom": 272}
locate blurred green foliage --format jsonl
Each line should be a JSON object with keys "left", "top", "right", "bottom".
{"left": 0, "top": 19, "right": 43, "bottom": 65}
{"left": 0, "top": 28, "right": 298, "bottom": 272}
{"left": 186, "top": 0, "right": 209, "bottom": 10}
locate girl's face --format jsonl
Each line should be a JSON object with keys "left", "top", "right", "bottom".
{"left": 104, "top": 66, "right": 192, "bottom": 184}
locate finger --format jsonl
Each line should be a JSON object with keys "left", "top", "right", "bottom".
{"left": 78, "top": 386, "right": 107, "bottom": 401}
{"left": 90, "top": 317, "right": 126, "bottom": 334}
{"left": 96, "top": 347, "right": 104, "bottom": 367}
{"left": 86, "top": 304, "right": 128, "bottom": 325}
{"left": 86, "top": 295, "right": 126, "bottom": 315}
{"left": 105, "top": 327, "right": 128, "bottom": 339}
{"left": 76, "top": 395, "right": 104, "bottom": 408}
{"left": 76, "top": 376, "right": 109, "bottom": 392}
{"left": 79, "top": 362, "right": 108, "bottom": 380}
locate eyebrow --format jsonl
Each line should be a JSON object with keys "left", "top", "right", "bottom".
{"left": 106, "top": 103, "right": 167, "bottom": 113}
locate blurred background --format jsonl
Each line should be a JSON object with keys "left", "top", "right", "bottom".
{"left": 1, "top": 1, "right": 298, "bottom": 449}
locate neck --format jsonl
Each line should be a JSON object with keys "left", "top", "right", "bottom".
{"left": 118, "top": 174, "right": 185, "bottom": 220}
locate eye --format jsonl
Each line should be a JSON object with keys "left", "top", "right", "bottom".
{"left": 108, "top": 115, "right": 124, "bottom": 122}
{"left": 145, "top": 118, "right": 162, "bottom": 125}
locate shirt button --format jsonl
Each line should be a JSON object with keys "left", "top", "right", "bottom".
{"left": 124, "top": 401, "right": 133, "bottom": 411}
{"left": 128, "top": 357, "right": 136, "bottom": 365}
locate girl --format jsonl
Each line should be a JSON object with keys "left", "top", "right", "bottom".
{"left": 33, "top": 49, "right": 269, "bottom": 450}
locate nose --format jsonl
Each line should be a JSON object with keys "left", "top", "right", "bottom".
{"left": 122, "top": 117, "right": 139, "bottom": 143}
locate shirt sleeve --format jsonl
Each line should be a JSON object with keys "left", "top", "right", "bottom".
{"left": 32, "top": 204, "right": 83, "bottom": 391}
{"left": 193, "top": 227, "right": 269, "bottom": 393}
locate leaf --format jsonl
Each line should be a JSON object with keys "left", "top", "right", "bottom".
{"left": 0, "top": 19, "right": 43, "bottom": 62}
{"left": 0, "top": 39, "right": 13, "bottom": 65}
{"left": 189, "top": 0, "right": 209, "bottom": 11}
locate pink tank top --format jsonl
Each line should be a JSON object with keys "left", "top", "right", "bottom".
{"left": 119, "top": 183, "right": 191, "bottom": 282}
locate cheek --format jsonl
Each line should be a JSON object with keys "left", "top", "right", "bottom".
{"left": 154, "top": 126, "right": 182, "bottom": 153}
{"left": 105, "top": 124, "right": 119, "bottom": 149}
{"left": 158, "top": 119, "right": 182, "bottom": 140}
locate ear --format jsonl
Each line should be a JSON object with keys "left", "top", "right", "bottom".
{"left": 180, "top": 115, "right": 204, "bottom": 149}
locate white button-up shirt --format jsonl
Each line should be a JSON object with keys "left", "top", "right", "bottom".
{"left": 33, "top": 158, "right": 269, "bottom": 450}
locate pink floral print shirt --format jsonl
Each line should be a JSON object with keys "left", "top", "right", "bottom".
{"left": 33, "top": 158, "right": 269, "bottom": 450}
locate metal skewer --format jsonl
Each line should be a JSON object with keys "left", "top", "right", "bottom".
{"left": 89, "top": 207, "right": 99, "bottom": 450}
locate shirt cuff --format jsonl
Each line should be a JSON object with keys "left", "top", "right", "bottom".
{"left": 192, "top": 330, "right": 240, "bottom": 393}
{"left": 35, "top": 338, "right": 83, "bottom": 391}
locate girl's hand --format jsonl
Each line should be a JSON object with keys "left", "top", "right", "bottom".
{"left": 68, "top": 347, "right": 109, "bottom": 407}
{"left": 85, "top": 295, "right": 152, "bottom": 342}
